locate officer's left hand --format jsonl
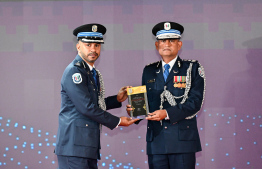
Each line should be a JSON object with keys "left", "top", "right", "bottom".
{"left": 126, "top": 104, "right": 132, "bottom": 116}
{"left": 146, "top": 110, "right": 167, "bottom": 121}
{"left": 117, "top": 86, "right": 132, "bottom": 102}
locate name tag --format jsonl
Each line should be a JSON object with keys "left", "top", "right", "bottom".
{"left": 147, "top": 79, "right": 155, "bottom": 83}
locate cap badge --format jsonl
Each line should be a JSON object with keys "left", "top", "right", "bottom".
{"left": 92, "top": 25, "right": 97, "bottom": 32}
{"left": 164, "top": 22, "right": 171, "bottom": 30}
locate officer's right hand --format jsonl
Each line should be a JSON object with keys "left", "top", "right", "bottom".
{"left": 119, "top": 117, "right": 139, "bottom": 126}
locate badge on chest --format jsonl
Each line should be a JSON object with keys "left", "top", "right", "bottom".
{"left": 173, "top": 76, "right": 186, "bottom": 88}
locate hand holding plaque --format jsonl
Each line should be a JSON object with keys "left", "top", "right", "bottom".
{"left": 127, "top": 86, "right": 149, "bottom": 119}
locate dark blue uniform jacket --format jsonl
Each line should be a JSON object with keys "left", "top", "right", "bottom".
{"left": 142, "top": 56, "right": 205, "bottom": 155}
{"left": 55, "top": 55, "right": 121, "bottom": 159}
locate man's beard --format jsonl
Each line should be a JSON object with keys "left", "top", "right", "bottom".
{"left": 88, "top": 52, "right": 98, "bottom": 57}
{"left": 84, "top": 52, "right": 99, "bottom": 63}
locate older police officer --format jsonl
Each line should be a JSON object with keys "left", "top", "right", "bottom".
{"left": 55, "top": 23, "right": 138, "bottom": 169}
{"left": 127, "top": 21, "right": 206, "bottom": 169}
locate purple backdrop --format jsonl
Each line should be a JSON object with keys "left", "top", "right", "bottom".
{"left": 0, "top": 0, "right": 262, "bottom": 169}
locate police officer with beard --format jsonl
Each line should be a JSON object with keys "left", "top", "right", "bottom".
{"left": 55, "top": 23, "right": 138, "bottom": 169}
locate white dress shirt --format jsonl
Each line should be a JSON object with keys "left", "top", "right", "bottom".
{"left": 161, "top": 56, "right": 178, "bottom": 120}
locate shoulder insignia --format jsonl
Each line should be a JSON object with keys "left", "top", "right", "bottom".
{"left": 72, "top": 73, "right": 82, "bottom": 84}
{"left": 75, "top": 61, "right": 81, "bottom": 67}
{"left": 74, "top": 61, "right": 86, "bottom": 68}
{"left": 182, "top": 59, "right": 197, "bottom": 62}
{"left": 146, "top": 61, "right": 160, "bottom": 67}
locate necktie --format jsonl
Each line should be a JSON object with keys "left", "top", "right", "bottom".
{"left": 91, "top": 68, "right": 97, "bottom": 87}
{"left": 163, "top": 64, "right": 170, "bottom": 81}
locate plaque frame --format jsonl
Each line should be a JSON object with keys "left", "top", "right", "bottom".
{"left": 127, "top": 85, "right": 149, "bottom": 119}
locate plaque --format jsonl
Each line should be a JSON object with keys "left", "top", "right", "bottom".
{"left": 127, "top": 85, "right": 149, "bottom": 119}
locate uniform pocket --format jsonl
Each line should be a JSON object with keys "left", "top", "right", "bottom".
{"left": 146, "top": 125, "right": 153, "bottom": 142}
{"left": 146, "top": 82, "right": 156, "bottom": 101}
{"left": 178, "top": 121, "right": 197, "bottom": 141}
{"left": 73, "top": 119, "right": 99, "bottom": 147}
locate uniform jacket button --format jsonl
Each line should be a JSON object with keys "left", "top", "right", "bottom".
{"left": 164, "top": 126, "right": 167, "bottom": 129}
{"left": 86, "top": 124, "right": 88, "bottom": 127}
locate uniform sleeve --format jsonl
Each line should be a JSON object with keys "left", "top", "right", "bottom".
{"left": 166, "top": 62, "right": 206, "bottom": 123}
{"left": 105, "top": 95, "right": 122, "bottom": 110}
{"left": 62, "top": 67, "right": 120, "bottom": 129}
